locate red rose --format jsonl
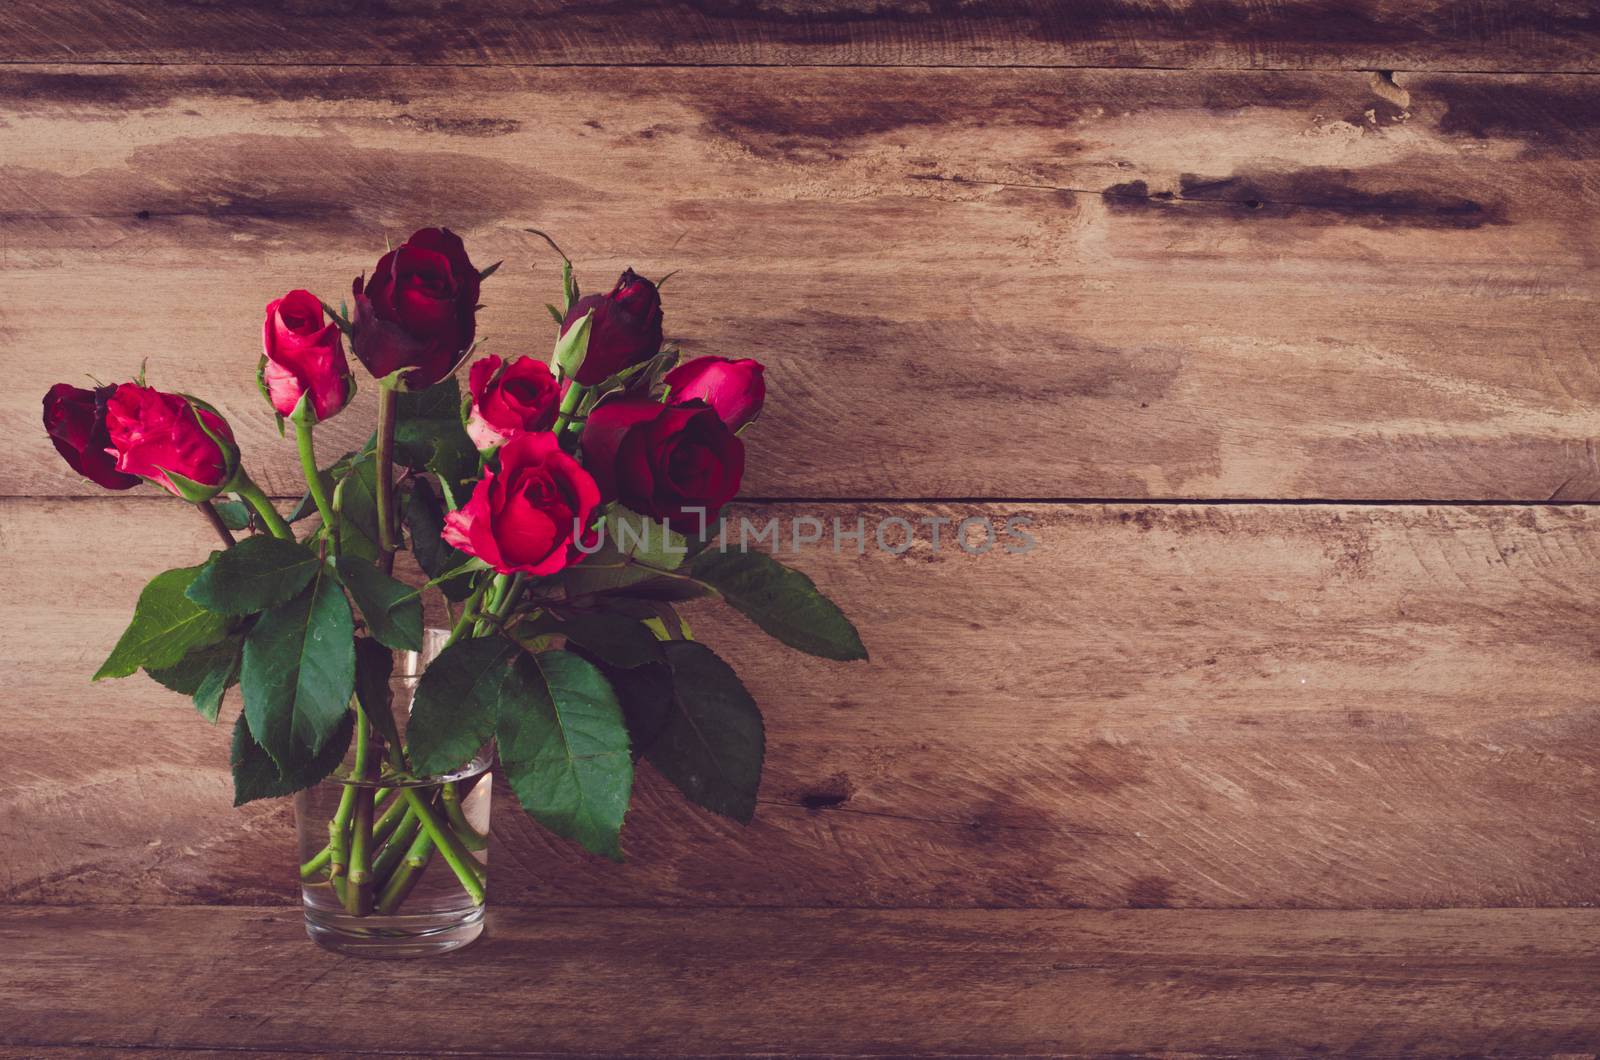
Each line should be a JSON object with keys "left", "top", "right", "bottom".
{"left": 662, "top": 356, "right": 766, "bottom": 432}
{"left": 350, "top": 227, "right": 481, "bottom": 389}
{"left": 561, "top": 269, "right": 664, "bottom": 386}
{"left": 466, "top": 355, "right": 561, "bottom": 452}
{"left": 579, "top": 395, "right": 744, "bottom": 531}
{"left": 105, "top": 384, "right": 238, "bottom": 500}
{"left": 442, "top": 431, "right": 600, "bottom": 576}
{"left": 42, "top": 383, "right": 140, "bottom": 490}
{"left": 261, "top": 289, "right": 354, "bottom": 421}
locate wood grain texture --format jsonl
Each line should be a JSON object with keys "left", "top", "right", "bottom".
{"left": 5, "top": 497, "right": 1597, "bottom": 909}
{"left": 2, "top": 1, "right": 1598, "bottom": 71}
{"left": 3, "top": 905, "right": 1598, "bottom": 1056}
{"left": 6, "top": 65, "right": 1599, "bottom": 502}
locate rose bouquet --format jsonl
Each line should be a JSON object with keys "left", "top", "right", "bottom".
{"left": 44, "top": 228, "right": 865, "bottom": 955}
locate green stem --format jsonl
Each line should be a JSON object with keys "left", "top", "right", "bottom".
{"left": 441, "top": 781, "right": 488, "bottom": 851}
{"left": 300, "top": 845, "right": 332, "bottom": 880}
{"left": 443, "top": 577, "right": 494, "bottom": 650}
{"left": 197, "top": 501, "right": 236, "bottom": 548}
{"left": 292, "top": 418, "right": 336, "bottom": 547}
{"left": 472, "top": 573, "right": 510, "bottom": 637}
{"left": 369, "top": 807, "right": 423, "bottom": 888}
{"left": 345, "top": 711, "right": 375, "bottom": 915}
{"left": 374, "top": 385, "right": 400, "bottom": 575}
{"left": 376, "top": 828, "right": 436, "bottom": 915}
{"left": 301, "top": 790, "right": 401, "bottom": 879}
{"left": 550, "top": 382, "right": 589, "bottom": 454}
{"left": 232, "top": 471, "right": 293, "bottom": 540}
{"left": 328, "top": 778, "right": 355, "bottom": 880}
{"left": 400, "top": 787, "right": 485, "bottom": 905}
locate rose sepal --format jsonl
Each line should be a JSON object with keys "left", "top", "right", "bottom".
{"left": 166, "top": 394, "right": 243, "bottom": 502}
{"left": 317, "top": 299, "right": 355, "bottom": 338}
{"left": 160, "top": 467, "right": 232, "bottom": 505}
{"left": 552, "top": 309, "right": 594, "bottom": 380}
{"left": 255, "top": 355, "right": 287, "bottom": 438}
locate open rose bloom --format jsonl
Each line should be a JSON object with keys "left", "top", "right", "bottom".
{"left": 49, "top": 229, "right": 863, "bottom": 959}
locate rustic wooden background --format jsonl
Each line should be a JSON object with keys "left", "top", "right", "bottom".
{"left": 4, "top": 2, "right": 1600, "bottom": 1056}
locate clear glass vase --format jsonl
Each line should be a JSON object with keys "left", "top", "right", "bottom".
{"left": 294, "top": 629, "right": 490, "bottom": 958}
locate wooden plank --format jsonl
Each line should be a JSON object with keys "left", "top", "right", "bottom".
{"left": 2, "top": 905, "right": 1597, "bottom": 1056}
{"left": 4, "top": 497, "right": 1598, "bottom": 909}
{"left": 2, "top": 1, "right": 1597, "bottom": 71}
{"left": 5, "top": 65, "right": 1600, "bottom": 502}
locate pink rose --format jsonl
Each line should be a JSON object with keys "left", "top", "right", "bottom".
{"left": 104, "top": 384, "right": 238, "bottom": 500}
{"left": 261, "top": 289, "right": 354, "bottom": 421}
{"left": 443, "top": 431, "right": 600, "bottom": 576}
{"left": 466, "top": 355, "right": 561, "bottom": 452}
{"left": 663, "top": 356, "right": 765, "bottom": 431}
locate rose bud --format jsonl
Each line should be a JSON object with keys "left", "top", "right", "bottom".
{"left": 350, "top": 227, "right": 481, "bottom": 390}
{"left": 42, "top": 383, "right": 141, "bottom": 490}
{"left": 662, "top": 356, "right": 766, "bottom": 432}
{"left": 560, "top": 269, "right": 664, "bottom": 386}
{"left": 261, "top": 289, "right": 355, "bottom": 422}
{"left": 465, "top": 355, "right": 561, "bottom": 453}
{"left": 580, "top": 394, "right": 744, "bottom": 532}
{"left": 442, "top": 431, "right": 600, "bottom": 576}
{"left": 104, "top": 384, "right": 239, "bottom": 501}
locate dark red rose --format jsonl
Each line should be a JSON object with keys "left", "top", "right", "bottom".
{"left": 580, "top": 394, "right": 744, "bottom": 531}
{"left": 560, "top": 269, "right": 664, "bottom": 386}
{"left": 442, "top": 430, "right": 600, "bottom": 576}
{"left": 466, "top": 355, "right": 561, "bottom": 452}
{"left": 350, "top": 227, "right": 481, "bottom": 389}
{"left": 662, "top": 356, "right": 766, "bottom": 432}
{"left": 262, "top": 289, "right": 354, "bottom": 421}
{"left": 42, "top": 383, "right": 140, "bottom": 490}
{"left": 104, "top": 384, "right": 238, "bottom": 500}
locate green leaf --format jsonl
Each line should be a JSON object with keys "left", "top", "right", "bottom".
{"left": 552, "top": 308, "right": 593, "bottom": 378}
{"left": 334, "top": 556, "right": 422, "bottom": 652}
{"left": 478, "top": 260, "right": 502, "bottom": 281}
{"left": 561, "top": 511, "right": 694, "bottom": 600}
{"left": 601, "top": 598, "right": 694, "bottom": 641}
{"left": 185, "top": 536, "right": 320, "bottom": 615}
{"left": 289, "top": 446, "right": 366, "bottom": 524}
{"left": 405, "top": 478, "right": 474, "bottom": 602}
{"left": 545, "top": 303, "right": 565, "bottom": 326}
{"left": 94, "top": 566, "right": 229, "bottom": 681}
{"left": 353, "top": 636, "right": 402, "bottom": 752}
{"left": 231, "top": 709, "right": 353, "bottom": 806}
{"left": 395, "top": 378, "right": 476, "bottom": 496}
{"left": 146, "top": 635, "right": 243, "bottom": 721}
{"left": 214, "top": 499, "right": 252, "bottom": 531}
{"left": 499, "top": 649, "right": 633, "bottom": 860}
{"left": 690, "top": 549, "right": 868, "bottom": 661}
{"left": 538, "top": 613, "right": 662, "bottom": 669}
{"left": 562, "top": 259, "right": 579, "bottom": 313}
{"left": 332, "top": 453, "right": 382, "bottom": 562}
{"left": 407, "top": 636, "right": 522, "bottom": 775}
{"left": 239, "top": 566, "right": 357, "bottom": 769}
{"left": 607, "top": 506, "right": 687, "bottom": 571}
{"left": 562, "top": 535, "right": 655, "bottom": 597}
{"left": 649, "top": 642, "right": 765, "bottom": 823}
{"left": 600, "top": 657, "right": 673, "bottom": 758}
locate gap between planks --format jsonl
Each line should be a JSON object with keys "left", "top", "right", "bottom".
{"left": 11, "top": 495, "right": 1600, "bottom": 507}
{"left": 3, "top": 59, "right": 1600, "bottom": 76}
